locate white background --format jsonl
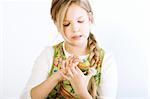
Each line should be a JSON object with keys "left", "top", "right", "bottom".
{"left": 0, "top": 0, "right": 150, "bottom": 99}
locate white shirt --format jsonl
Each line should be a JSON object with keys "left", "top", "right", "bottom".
{"left": 20, "top": 43, "right": 118, "bottom": 99}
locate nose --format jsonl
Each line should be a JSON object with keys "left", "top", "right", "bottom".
{"left": 71, "top": 21, "right": 79, "bottom": 33}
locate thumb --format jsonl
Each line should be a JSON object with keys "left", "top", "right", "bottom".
{"left": 86, "top": 70, "right": 93, "bottom": 80}
{"left": 61, "top": 61, "right": 65, "bottom": 69}
{"left": 87, "top": 68, "right": 97, "bottom": 78}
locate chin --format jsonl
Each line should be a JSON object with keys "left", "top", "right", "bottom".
{"left": 70, "top": 40, "right": 86, "bottom": 46}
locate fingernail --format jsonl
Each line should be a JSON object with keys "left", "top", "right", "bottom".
{"left": 90, "top": 68, "right": 97, "bottom": 75}
{"left": 75, "top": 61, "right": 79, "bottom": 65}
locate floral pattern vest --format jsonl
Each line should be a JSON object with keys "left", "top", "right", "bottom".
{"left": 46, "top": 42, "right": 105, "bottom": 99}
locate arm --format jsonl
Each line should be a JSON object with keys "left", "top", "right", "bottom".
{"left": 97, "top": 53, "right": 118, "bottom": 99}
{"left": 20, "top": 46, "right": 60, "bottom": 99}
{"left": 31, "top": 71, "right": 63, "bottom": 99}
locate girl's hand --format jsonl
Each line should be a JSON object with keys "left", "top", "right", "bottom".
{"left": 53, "top": 61, "right": 67, "bottom": 82}
{"left": 60, "top": 56, "right": 94, "bottom": 97}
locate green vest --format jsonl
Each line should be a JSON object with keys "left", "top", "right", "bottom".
{"left": 46, "top": 42, "right": 104, "bottom": 99}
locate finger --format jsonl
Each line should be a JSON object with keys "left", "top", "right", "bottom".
{"left": 90, "top": 68, "right": 97, "bottom": 76}
{"left": 67, "top": 68, "right": 74, "bottom": 77}
{"left": 73, "top": 55, "right": 78, "bottom": 58}
{"left": 65, "top": 56, "right": 71, "bottom": 68}
{"left": 87, "top": 69, "right": 93, "bottom": 78}
{"left": 84, "top": 69, "right": 93, "bottom": 81}
{"left": 87, "top": 68, "right": 97, "bottom": 78}
{"left": 72, "top": 57, "right": 80, "bottom": 64}
{"left": 67, "top": 56, "right": 76, "bottom": 68}
{"left": 69, "top": 55, "right": 74, "bottom": 64}
{"left": 60, "top": 61, "right": 65, "bottom": 69}
{"left": 70, "top": 56, "right": 81, "bottom": 66}
{"left": 60, "top": 71, "right": 71, "bottom": 80}
{"left": 70, "top": 63, "right": 78, "bottom": 75}
{"left": 75, "top": 65, "right": 84, "bottom": 75}
{"left": 68, "top": 55, "right": 76, "bottom": 67}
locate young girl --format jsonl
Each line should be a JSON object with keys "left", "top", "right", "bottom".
{"left": 21, "top": 0, "right": 117, "bottom": 99}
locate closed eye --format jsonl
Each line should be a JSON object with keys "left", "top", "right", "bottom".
{"left": 78, "top": 20, "right": 84, "bottom": 23}
{"left": 63, "top": 23, "right": 70, "bottom": 27}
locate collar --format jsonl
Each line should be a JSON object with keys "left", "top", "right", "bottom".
{"left": 62, "top": 42, "right": 89, "bottom": 60}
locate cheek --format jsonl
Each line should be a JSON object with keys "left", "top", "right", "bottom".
{"left": 64, "top": 28, "right": 71, "bottom": 37}
{"left": 80, "top": 24, "right": 90, "bottom": 34}
{"left": 64, "top": 26, "right": 72, "bottom": 33}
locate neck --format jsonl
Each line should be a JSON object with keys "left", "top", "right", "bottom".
{"left": 64, "top": 41, "right": 89, "bottom": 56}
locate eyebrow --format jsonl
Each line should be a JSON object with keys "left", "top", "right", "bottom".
{"left": 64, "top": 16, "right": 84, "bottom": 22}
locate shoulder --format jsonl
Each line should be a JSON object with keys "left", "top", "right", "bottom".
{"left": 41, "top": 46, "right": 54, "bottom": 55}
{"left": 102, "top": 52, "right": 116, "bottom": 65}
{"left": 37, "top": 46, "right": 54, "bottom": 60}
{"left": 34, "top": 46, "right": 54, "bottom": 64}
{"left": 34, "top": 42, "right": 64, "bottom": 68}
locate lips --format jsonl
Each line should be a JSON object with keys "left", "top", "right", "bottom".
{"left": 71, "top": 35, "right": 82, "bottom": 40}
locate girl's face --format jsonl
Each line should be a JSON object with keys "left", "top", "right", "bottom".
{"left": 63, "top": 3, "right": 91, "bottom": 46}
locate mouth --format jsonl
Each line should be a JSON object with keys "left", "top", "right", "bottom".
{"left": 71, "top": 35, "right": 82, "bottom": 40}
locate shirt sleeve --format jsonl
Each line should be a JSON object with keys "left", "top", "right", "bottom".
{"left": 97, "top": 53, "right": 118, "bottom": 99}
{"left": 20, "top": 46, "right": 54, "bottom": 99}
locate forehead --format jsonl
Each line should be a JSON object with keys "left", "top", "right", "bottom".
{"left": 64, "top": 3, "right": 88, "bottom": 21}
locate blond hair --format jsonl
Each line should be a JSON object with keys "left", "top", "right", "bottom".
{"left": 50, "top": 0, "right": 101, "bottom": 98}
{"left": 51, "top": 0, "right": 93, "bottom": 34}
